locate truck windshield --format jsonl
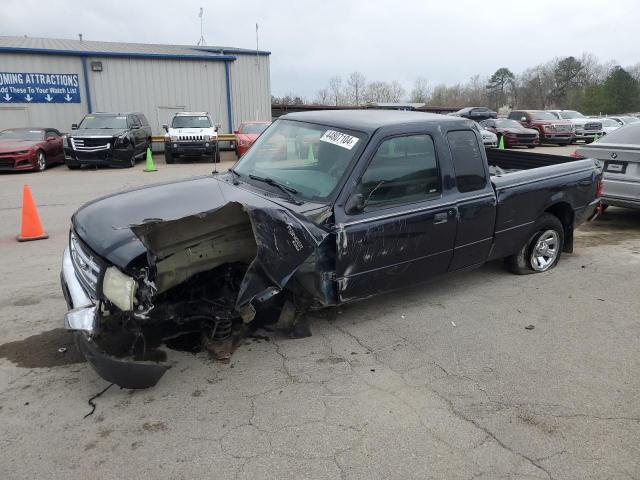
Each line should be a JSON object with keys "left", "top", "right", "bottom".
{"left": 559, "top": 111, "right": 585, "bottom": 119}
{"left": 79, "top": 115, "right": 128, "bottom": 129}
{"left": 233, "top": 119, "right": 367, "bottom": 202}
{"left": 530, "top": 112, "right": 558, "bottom": 121}
{"left": 172, "top": 116, "right": 211, "bottom": 128}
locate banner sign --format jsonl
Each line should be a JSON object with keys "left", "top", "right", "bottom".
{"left": 0, "top": 72, "right": 81, "bottom": 103}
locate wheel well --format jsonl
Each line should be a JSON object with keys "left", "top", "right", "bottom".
{"left": 545, "top": 202, "right": 574, "bottom": 253}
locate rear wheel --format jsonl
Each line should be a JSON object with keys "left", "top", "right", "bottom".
{"left": 36, "top": 150, "right": 46, "bottom": 171}
{"left": 165, "top": 150, "right": 175, "bottom": 164}
{"left": 506, "top": 213, "right": 564, "bottom": 275}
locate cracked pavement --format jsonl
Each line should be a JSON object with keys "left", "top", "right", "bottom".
{"left": 1, "top": 155, "right": 639, "bottom": 480}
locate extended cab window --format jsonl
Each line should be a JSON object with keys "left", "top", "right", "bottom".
{"left": 447, "top": 130, "right": 487, "bottom": 193}
{"left": 356, "top": 134, "right": 440, "bottom": 207}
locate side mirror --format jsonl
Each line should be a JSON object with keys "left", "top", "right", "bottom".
{"left": 71, "top": 123, "right": 78, "bottom": 130}
{"left": 162, "top": 124, "right": 168, "bottom": 132}
{"left": 345, "top": 193, "right": 365, "bottom": 214}
{"left": 131, "top": 124, "right": 140, "bottom": 130}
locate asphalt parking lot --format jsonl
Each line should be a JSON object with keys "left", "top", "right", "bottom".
{"left": 1, "top": 146, "right": 639, "bottom": 480}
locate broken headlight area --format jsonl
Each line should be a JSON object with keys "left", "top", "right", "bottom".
{"left": 88, "top": 263, "right": 284, "bottom": 388}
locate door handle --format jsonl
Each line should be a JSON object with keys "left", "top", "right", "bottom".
{"left": 433, "top": 212, "right": 448, "bottom": 224}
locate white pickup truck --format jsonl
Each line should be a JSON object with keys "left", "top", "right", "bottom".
{"left": 548, "top": 110, "right": 603, "bottom": 144}
{"left": 162, "top": 112, "right": 220, "bottom": 163}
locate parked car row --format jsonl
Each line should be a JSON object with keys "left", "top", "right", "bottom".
{"left": 451, "top": 105, "right": 640, "bottom": 148}
{"left": 0, "top": 111, "right": 272, "bottom": 172}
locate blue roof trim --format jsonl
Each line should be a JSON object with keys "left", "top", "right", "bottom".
{"left": 0, "top": 46, "right": 236, "bottom": 61}
{"left": 194, "top": 47, "right": 271, "bottom": 56}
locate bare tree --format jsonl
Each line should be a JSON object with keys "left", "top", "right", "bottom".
{"left": 410, "top": 77, "right": 431, "bottom": 103}
{"left": 328, "top": 76, "right": 344, "bottom": 106}
{"left": 389, "top": 81, "right": 406, "bottom": 102}
{"left": 314, "top": 87, "right": 329, "bottom": 105}
{"left": 346, "top": 71, "right": 367, "bottom": 105}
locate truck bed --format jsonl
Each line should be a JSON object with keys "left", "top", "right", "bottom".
{"left": 487, "top": 149, "right": 598, "bottom": 191}
{"left": 484, "top": 149, "right": 601, "bottom": 261}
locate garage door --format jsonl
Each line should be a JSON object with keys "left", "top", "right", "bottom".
{"left": 0, "top": 107, "right": 29, "bottom": 130}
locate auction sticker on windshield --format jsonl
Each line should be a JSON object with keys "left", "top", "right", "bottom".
{"left": 320, "top": 130, "right": 359, "bottom": 150}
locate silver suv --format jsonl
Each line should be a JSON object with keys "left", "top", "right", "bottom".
{"left": 548, "top": 110, "right": 603, "bottom": 144}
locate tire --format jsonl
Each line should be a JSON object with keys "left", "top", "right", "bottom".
{"left": 505, "top": 213, "right": 564, "bottom": 275}
{"left": 35, "top": 150, "right": 46, "bottom": 172}
{"left": 526, "top": 145, "right": 535, "bottom": 149}
{"left": 126, "top": 145, "right": 137, "bottom": 168}
{"left": 65, "top": 159, "right": 80, "bottom": 170}
{"left": 585, "top": 138, "right": 594, "bottom": 144}
{"left": 558, "top": 141, "right": 571, "bottom": 146}
{"left": 165, "top": 150, "right": 175, "bottom": 164}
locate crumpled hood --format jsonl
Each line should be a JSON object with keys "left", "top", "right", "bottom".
{"left": 70, "top": 128, "right": 127, "bottom": 138}
{"left": 72, "top": 175, "right": 326, "bottom": 269}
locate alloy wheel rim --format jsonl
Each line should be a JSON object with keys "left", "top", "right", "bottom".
{"left": 37, "top": 152, "right": 45, "bottom": 171}
{"left": 530, "top": 229, "right": 559, "bottom": 271}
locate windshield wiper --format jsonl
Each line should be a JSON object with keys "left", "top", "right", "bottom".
{"left": 248, "top": 174, "right": 303, "bottom": 205}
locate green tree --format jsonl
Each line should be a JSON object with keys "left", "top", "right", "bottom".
{"left": 551, "top": 56, "right": 584, "bottom": 107}
{"left": 486, "top": 68, "right": 515, "bottom": 109}
{"left": 601, "top": 66, "right": 639, "bottom": 113}
{"left": 580, "top": 85, "right": 606, "bottom": 115}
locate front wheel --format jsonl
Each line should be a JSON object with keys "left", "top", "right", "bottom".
{"left": 505, "top": 213, "right": 564, "bottom": 275}
{"left": 165, "top": 150, "right": 175, "bottom": 164}
{"left": 35, "top": 150, "right": 46, "bottom": 171}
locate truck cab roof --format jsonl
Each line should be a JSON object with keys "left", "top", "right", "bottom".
{"left": 280, "top": 110, "right": 471, "bottom": 134}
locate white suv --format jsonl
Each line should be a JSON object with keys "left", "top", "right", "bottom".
{"left": 547, "top": 110, "right": 603, "bottom": 144}
{"left": 163, "top": 112, "right": 220, "bottom": 163}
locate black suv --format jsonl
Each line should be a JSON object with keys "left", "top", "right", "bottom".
{"left": 449, "top": 107, "right": 498, "bottom": 121}
{"left": 64, "top": 112, "right": 152, "bottom": 168}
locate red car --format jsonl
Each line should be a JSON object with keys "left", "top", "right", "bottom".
{"left": 0, "top": 128, "right": 65, "bottom": 172}
{"left": 234, "top": 121, "right": 271, "bottom": 157}
{"left": 480, "top": 118, "right": 540, "bottom": 148}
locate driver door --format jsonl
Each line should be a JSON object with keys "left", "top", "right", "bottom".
{"left": 335, "top": 133, "right": 457, "bottom": 302}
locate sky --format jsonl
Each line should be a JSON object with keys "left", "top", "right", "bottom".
{"left": 2, "top": 0, "right": 639, "bottom": 99}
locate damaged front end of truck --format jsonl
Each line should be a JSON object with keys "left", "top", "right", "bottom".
{"left": 62, "top": 200, "right": 334, "bottom": 389}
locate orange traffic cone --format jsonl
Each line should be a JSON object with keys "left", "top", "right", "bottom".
{"left": 17, "top": 184, "right": 49, "bottom": 242}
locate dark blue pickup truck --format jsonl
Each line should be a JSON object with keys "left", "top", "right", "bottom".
{"left": 61, "top": 110, "right": 602, "bottom": 388}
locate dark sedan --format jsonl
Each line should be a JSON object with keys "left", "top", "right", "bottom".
{"left": 450, "top": 107, "right": 497, "bottom": 121}
{"left": 0, "top": 128, "right": 65, "bottom": 172}
{"left": 480, "top": 118, "right": 539, "bottom": 148}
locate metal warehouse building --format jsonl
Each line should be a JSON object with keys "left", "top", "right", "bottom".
{"left": 0, "top": 36, "right": 271, "bottom": 135}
